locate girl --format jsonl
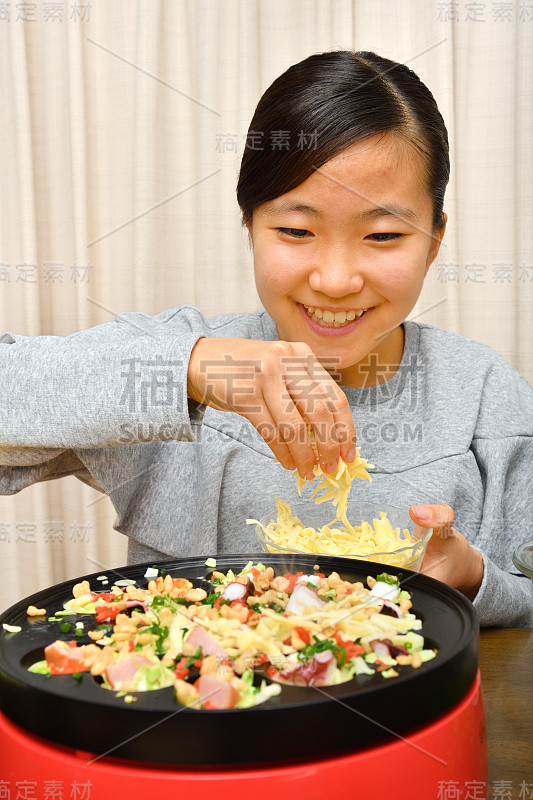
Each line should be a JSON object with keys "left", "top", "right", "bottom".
{"left": 1, "top": 51, "right": 531, "bottom": 626}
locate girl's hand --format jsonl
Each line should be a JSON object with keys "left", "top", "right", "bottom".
{"left": 187, "top": 337, "right": 357, "bottom": 479}
{"left": 409, "top": 504, "right": 484, "bottom": 602}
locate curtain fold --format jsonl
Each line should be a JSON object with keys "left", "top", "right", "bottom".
{"left": 1, "top": 0, "right": 531, "bottom": 611}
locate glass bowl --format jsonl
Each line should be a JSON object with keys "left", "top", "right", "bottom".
{"left": 254, "top": 501, "right": 432, "bottom": 572}
{"left": 512, "top": 539, "right": 533, "bottom": 579}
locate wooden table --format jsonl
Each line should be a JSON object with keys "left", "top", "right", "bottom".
{"left": 479, "top": 628, "right": 533, "bottom": 788}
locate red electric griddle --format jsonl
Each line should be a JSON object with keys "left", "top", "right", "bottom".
{"left": 0, "top": 555, "right": 487, "bottom": 798}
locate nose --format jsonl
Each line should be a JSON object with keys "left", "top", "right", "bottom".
{"left": 308, "top": 249, "right": 365, "bottom": 298}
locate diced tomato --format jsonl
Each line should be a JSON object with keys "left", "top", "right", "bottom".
{"left": 95, "top": 605, "right": 122, "bottom": 623}
{"left": 335, "top": 632, "right": 365, "bottom": 660}
{"left": 174, "top": 657, "right": 190, "bottom": 680}
{"left": 203, "top": 701, "right": 218, "bottom": 710}
{"left": 92, "top": 592, "right": 116, "bottom": 603}
{"left": 175, "top": 665, "right": 190, "bottom": 680}
{"left": 250, "top": 568, "right": 260, "bottom": 577}
{"left": 265, "top": 664, "right": 279, "bottom": 679}
{"left": 213, "top": 597, "right": 223, "bottom": 610}
{"left": 128, "top": 640, "right": 134, "bottom": 652}
{"left": 315, "top": 573, "right": 325, "bottom": 579}
{"left": 192, "top": 659, "right": 203, "bottom": 669}
{"left": 50, "top": 664, "right": 83, "bottom": 676}
{"left": 254, "top": 653, "right": 269, "bottom": 666}
{"left": 45, "top": 641, "right": 89, "bottom": 675}
{"left": 284, "top": 571, "right": 304, "bottom": 593}
{"left": 295, "top": 627, "right": 311, "bottom": 644}
{"left": 230, "top": 599, "right": 246, "bottom": 608}
{"left": 345, "top": 642, "right": 365, "bottom": 659}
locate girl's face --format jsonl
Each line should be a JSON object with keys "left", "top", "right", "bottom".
{"left": 248, "top": 134, "right": 446, "bottom": 386}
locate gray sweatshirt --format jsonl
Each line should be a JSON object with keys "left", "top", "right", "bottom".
{"left": 1, "top": 306, "right": 532, "bottom": 627}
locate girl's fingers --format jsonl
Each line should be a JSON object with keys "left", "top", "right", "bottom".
{"left": 409, "top": 504, "right": 455, "bottom": 533}
{"left": 290, "top": 386, "right": 340, "bottom": 473}
{"left": 287, "top": 362, "right": 356, "bottom": 472}
{"left": 309, "top": 358, "right": 357, "bottom": 465}
{"left": 328, "top": 385, "right": 357, "bottom": 465}
{"left": 261, "top": 379, "right": 317, "bottom": 478}
{"left": 188, "top": 338, "right": 356, "bottom": 474}
{"left": 249, "top": 407, "right": 297, "bottom": 471}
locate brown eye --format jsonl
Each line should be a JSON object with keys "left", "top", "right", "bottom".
{"left": 366, "top": 232, "right": 403, "bottom": 242}
{"left": 278, "top": 228, "right": 311, "bottom": 238}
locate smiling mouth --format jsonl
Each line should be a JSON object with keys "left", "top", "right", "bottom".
{"left": 303, "top": 304, "right": 368, "bottom": 328}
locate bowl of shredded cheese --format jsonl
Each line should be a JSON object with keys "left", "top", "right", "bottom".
{"left": 252, "top": 499, "right": 432, "bottom": 571}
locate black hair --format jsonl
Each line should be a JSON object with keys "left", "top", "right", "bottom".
{"left": 236, "top": 50, "right": 449, "bottom": 229}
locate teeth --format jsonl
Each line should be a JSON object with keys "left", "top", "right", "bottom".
{"left": 304, "top": 305, "right": 367, "bottom": 327}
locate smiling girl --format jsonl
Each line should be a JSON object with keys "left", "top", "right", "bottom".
{"left": 1, "top": 51, "right": 532, "bottom": 626}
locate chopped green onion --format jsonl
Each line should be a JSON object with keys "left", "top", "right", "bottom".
{"left": 185, "top": 646, "right": 203, "bottom": 668}
{"left": 376, "top": 572, "right": 402, "bottom": 586}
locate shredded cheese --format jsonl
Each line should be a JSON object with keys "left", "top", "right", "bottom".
{"left": 248, "top": 447, "right": 424, "bottom": 567}
{"left": 295, "top": 447, "right": 373, "bottom": 525}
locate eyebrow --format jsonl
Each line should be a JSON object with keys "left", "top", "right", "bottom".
{"left": 261, "top": 200, "right": 419, "bottom": 223}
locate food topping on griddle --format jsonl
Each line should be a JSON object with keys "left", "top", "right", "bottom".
{"left": 26, "top": 605, "right": 46, "bottom": 616}
{"left": 28, "top": 562, "right": 437, "bottom": 708}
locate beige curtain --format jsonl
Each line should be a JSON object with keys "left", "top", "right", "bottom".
{"left": 1, "top": 0, "right": 531, "bottom": 612}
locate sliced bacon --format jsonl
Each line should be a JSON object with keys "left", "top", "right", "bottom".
{"left": 105, "top": 654, "right": 153, "bottom": 688}
{"left": 195, "top": 674, "right": 240, "bottom": 709}
{"left": 186, "top": 626, "right": 228, "bottom": 658}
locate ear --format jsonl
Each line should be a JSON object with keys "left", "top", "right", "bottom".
{"left": 425, "top": 213, "right": 447, "bottom": 276}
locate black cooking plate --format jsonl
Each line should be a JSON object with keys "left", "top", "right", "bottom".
{"left": 0, "top": 554, "right": 478, "bottom": 766}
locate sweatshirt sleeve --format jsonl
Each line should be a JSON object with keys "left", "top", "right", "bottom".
{"left": 473, "top": 550, "right": 533, "bottom": 627}
{"left": 469, "top": 363, "right": 533, "bottom": 627}
{"left": 0, "top": 306, "right": 209, "bottom": 487}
